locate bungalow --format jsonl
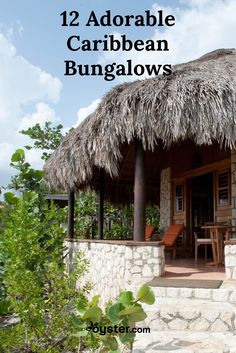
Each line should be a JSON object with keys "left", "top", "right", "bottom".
{"left": 44, "top": 49, "right": 236, "bottom": 301}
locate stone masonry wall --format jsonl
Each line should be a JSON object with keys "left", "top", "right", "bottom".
{"left": 225, "top": 243, "right": 236, "bottom": 280}
{"left": 65, "top": 240, "right": 164, "bottom": 306}
{"left": 225, "top": 152, "right": 236, "bottom": 279}
{"left": 231, "top": 150, "right": 236, "bottom": 226}
{"left": 160, "top": 167, "right": 171, "bottom": 232}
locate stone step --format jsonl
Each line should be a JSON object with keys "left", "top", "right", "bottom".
{"left": 140, "top": 297, "right": 236, "bottom": 332}
{"left": 133, "top": 330, "right": 236, "bottom": 353}
{"left": 150, "top": 286, "right": 236, "bottom": 303}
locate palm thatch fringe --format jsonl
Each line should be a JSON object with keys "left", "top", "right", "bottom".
{"left": 44, "top": 49, "right": 236, "bottom": 192}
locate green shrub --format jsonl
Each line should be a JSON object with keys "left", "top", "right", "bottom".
{"left": 0, "top": 205, "right": 11, "bottom": 316}
{"left": 72, "top": 284, "right": 155, "bottom": 353}
{"left": 1, "top": 192, "right": 89, "bottom": 353}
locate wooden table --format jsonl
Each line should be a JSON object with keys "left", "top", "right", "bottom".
{"left": 201, "top": 225, "right": 234, "bottom": 265}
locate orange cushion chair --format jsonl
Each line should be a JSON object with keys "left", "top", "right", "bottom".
{"left": 145, "top": 225, "right": 157, "bottom": 241}
{"left": 162, "top": 224, "right": 184, "bottom": 259}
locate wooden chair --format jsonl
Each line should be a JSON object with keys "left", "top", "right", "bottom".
{"left": 145, "top": 225, "right": 157, "bottom": 241}
{"left": 162, "top": 224, "right": 184, "bottom": 259}
{"left": 194, "top": 231, "right": 214, "bottom": 264}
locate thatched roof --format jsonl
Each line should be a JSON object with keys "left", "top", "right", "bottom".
{"left": 44, "top": 49, "right": 236, "bottom": 195}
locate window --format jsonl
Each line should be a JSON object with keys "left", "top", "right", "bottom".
{"left": 217, "top": 170, "right": 230, "bottom": 206}
{"left": 175, "top": 183, "right": 184, "bottom": 211}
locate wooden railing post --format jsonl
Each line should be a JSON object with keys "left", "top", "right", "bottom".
{"left": 67, "top": 190, "right": 75, "bottom": 239}
{"left": 98, "top": 171, "right": 104, "bottom": 240}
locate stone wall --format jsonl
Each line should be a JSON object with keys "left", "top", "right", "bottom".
{"left": 231, "top": 150, "right": 236, "bottom": 226}
{"left": 160, "top": 167, "right": 171, "bottom": 232}
{"left": 224, "top": 152, "right": 236, "bottom": 279}
{"left": 65, "top": 240, "right": 164, "bottom": 305}
{"left": 225, "top": 242, "right": 236, "bottom": 280}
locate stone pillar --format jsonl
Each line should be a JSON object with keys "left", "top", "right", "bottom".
{"left": 231, "top": 150, "right": 236, "bottom": 226}
{"left": 160, "top": 168, "right": 171, "bottom": 232}
{"left": 225, "top": 242, "right": 236, "bottom": 279}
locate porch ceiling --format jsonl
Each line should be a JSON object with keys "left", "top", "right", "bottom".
{"left": 89, "top": 140, "right": 230, "bottom": 204}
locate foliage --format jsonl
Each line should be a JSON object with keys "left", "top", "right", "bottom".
{"left": 74, "top": 196, "right": 160, "bottom": 240}
{"left": 74, "top": 192, "right": 98, "bottom": 238}
{"left": 0, "top": 224, "right": 6, "bottom": 300}
{"left": 21, "top": 121, "right": 64, "bottom": 161}
{"left": 104, "top": 204, "right": 160, "bottom": 239}
{"left": 4, "top": 121, "right": 160, "bottom": 241}
{"left": 0, "top": 205, "right": 11, "bottom": 316}
{"left": 7, "top": 148, "right": 45, "bottom": 194}
{"left": 74, "top": 193, "right": 133, "bottom": 240}
{"left": 0, "top": 120, "right": 158, "bottom": 353}
{"left": 5, "top": 121, "right": 65, "bottom": 194}
{"left": 0, "top": 325, "right": 26, "bottom": 353}
{"left": 71, "top": 284, "right": 155, "bottom": 353}
{"left": 146, "top": 205, "right": 160, "bottom": 226}
{"left": 0, "top": 247, "right": 9, "bottom": 316}
{"left": 1, "top": 191, "right": 90, "bottom": 353}
{"left": 0, "top": 190, "right": 155, "bottom": 352}
{"left": 103, "top": 204, "right": 133, "bottom": 240}
{"left": 0, "top": 122, "right": 65, "bottom": 315}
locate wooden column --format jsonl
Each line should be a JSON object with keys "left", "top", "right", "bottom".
{"left": 133, "top": 140, "right": 146, "bottom": 241}
{"left": 98, "top": 171, "right": 104, "bottom": 240}
{"left": 67, "top": 190, "right": 75, "bottom": 239}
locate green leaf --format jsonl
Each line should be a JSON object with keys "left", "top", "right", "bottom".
{"left": 118, "top": 305, "right": 142, "bottom": 316}
{"left": 107, "top": 303, "right": 124, "bottom": 323}
{"left": 119, "top": 291, "right": 134, "bottom": 307}
{"left": 71, "top": 313, "right": 84, "bottom": 327}
{"left": 4, "top": 192, "right": 18, "bottom": 205}
{"left": 89, "top": 295, "right": 100, "bottom": 308}
{"left": 82, "top": 306, "right": 102, "bottom": 322}
{"left": 34, "top": 170, "right": 44, "bottom": 179}
{"left": 76, "top": 300, "right": 87, "bottom": 315}
{"left": 70, "top": 330, "right": 88, "bottom": 338}
{"left": 119, "top": 334, "right": 129, "bottom": 345}
{"left": 24, "top": 192, "right": 38, "bottom": 201}
{"left": 76, "top": 330, "right": 89, "bottom": 337}
{"left": 119, "top": 331, "right": 135, "bottom": 345}
{"left": 11, "top": 149, "right": 25, "bottom": 163}
{"left": 103, "top": 337, "right": 118, "bottom": 351}
{"left": 0, "top": 300, "right": 11, "bottom": 316}
{"left": 118, "top": 305, "right": 147, "bottom": 322}
{"left": 128, "top": 309, "right": 147, "bottom": 322}
{"left": 136, "top": 285, "right": 155, "bottom": 305}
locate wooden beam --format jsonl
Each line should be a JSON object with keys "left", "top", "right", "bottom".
{"left": 98, "top": 171, "right": 104, "bottom": 240}
{"left": 171, "top": 158, "right": 230, "bottom": 181}
{"left": 67, "top": 190, "right": 75, "bottom": 239}
{"left": 133, "top": 140, "right": 146, "bottom": 241}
